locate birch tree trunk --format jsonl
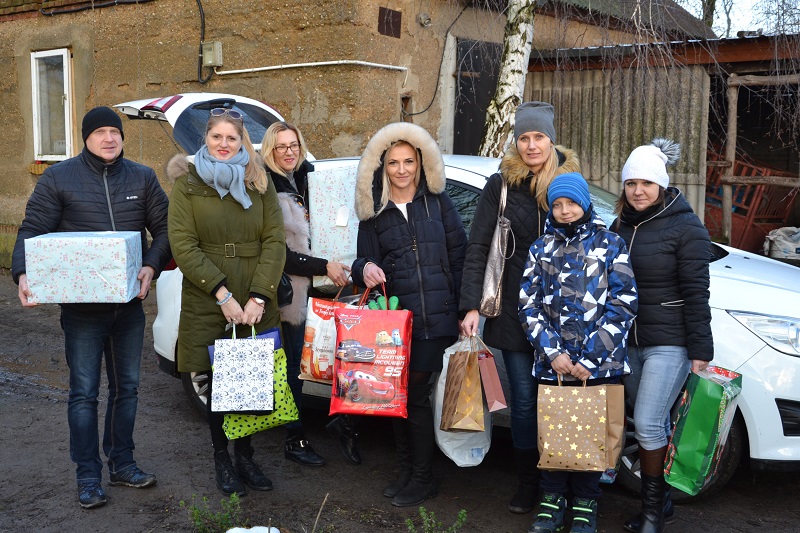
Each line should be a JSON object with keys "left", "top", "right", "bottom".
{"left": 478, "top": 0, "right": 536, "bottom": 157}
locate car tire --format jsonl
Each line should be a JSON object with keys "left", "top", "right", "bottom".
{"left": 618, "top": 406, "right": 745, "bottom": 502}
{"left": 181, "top": 371, "right": 209, "bottom": 419}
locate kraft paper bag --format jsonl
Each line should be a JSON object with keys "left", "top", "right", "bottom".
{"left": 664, "top": 366, "right": 742, "bottom": 496}
{"left": 433, "top": 339, "right": 492, "bottom": 466}
{"left": 537, "top": 378, "right": 625, "bottom": 472}
{"left": 440, "top": 338, "right": 485, "bottom": 432}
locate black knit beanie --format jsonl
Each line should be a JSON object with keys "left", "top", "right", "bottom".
{"left": 82, "top": 106, "right": 124, "bottom": 142}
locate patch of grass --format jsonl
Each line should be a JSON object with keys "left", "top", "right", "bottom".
{"left": 179, "top": 493, "right": 249, "bottom": 533}
{"left": 406, "top": 507, "right": 467, "bottom": 533}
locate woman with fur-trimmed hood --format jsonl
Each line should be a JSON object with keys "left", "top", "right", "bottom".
{"left": 351, "top": 122, "right": 467, "bottom": 507}
{"left": 459, "top": 101, "right": 581, "bottom": 515}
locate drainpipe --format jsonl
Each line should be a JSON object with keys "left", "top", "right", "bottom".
{"left": 214, "top": 60, "right": 409, "bottom": 86}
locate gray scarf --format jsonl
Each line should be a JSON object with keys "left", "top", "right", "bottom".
{"left": 194, "top": 145, "right": 252, "bottom": 209}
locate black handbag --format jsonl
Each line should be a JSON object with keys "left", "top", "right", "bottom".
{"left": 277, "top": 272, "right": 294, "bottom": 308}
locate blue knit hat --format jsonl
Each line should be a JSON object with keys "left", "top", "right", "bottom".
{"left": 547, "top": 172, "right": 590, "bottom": 211}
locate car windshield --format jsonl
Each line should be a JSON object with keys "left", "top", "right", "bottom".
{"left": 173, "top": 100, "right": 280, "bottom": 154}
{"left": 588, "top": 183, "right": 618, "bottom": 227}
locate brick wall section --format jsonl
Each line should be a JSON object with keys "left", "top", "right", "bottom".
{"left": 0, "top": 1, "right": 39, "bottom": 18}
{"left": 0, "top": 1, "right": 112, "bottom": 20}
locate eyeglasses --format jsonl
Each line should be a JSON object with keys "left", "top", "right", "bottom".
{"left": 210, "top": 108, "right": 243, "bottom": 121}
{"left": 274, "top": 143, "right": 301, "bottom": 154}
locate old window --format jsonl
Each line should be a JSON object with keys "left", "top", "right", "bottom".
{"left": 31, "top": 49, "right": 73, "bottom": 161}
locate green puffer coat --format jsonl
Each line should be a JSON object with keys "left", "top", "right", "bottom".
{"left": 168, "top": 159, "right": 286, "bottom": 373}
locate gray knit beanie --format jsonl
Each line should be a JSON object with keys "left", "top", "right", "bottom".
{"left": 514, "top": 101, "right": 556, "bottom": 143}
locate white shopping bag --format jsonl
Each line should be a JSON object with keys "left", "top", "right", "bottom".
{"left": 211, "top": 330, "right": 275, "bottom": 413}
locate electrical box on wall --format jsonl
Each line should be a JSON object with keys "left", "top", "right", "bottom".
{"left": 201, "top": 41, "right": 223, "bottom": 67}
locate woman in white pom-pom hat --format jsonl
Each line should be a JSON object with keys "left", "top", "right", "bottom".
{"left": 612, "top": 139, "right": 714, "bottom": 533}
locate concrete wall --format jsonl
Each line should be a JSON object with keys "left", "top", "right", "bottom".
{"left": 0, "top": 0, "right": 642, "bottom": 267}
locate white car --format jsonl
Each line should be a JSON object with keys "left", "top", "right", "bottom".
{"left": 120, "top": 94, "right": 800, "bottom": 500}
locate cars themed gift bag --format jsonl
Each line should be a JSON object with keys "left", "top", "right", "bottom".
{"left": 664, "top": 366, "right": 742, "bottom": 496}
{"left": 300, "top": 286, "right": 358, "bottom": 384}
{"left": 330, "top": 291, "right": 412, "bottom": 418}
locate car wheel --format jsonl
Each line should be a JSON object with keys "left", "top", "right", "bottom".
{"left": 618, "top": 406, "right": 745, "bottom": 502}
{"left": 181, "top": 371, "right": 209, "bottom": 419}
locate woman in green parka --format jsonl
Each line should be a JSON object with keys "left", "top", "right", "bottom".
{"left": 167, "top": 108, "right": 286, "bottom": 497}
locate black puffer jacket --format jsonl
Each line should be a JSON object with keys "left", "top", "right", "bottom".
{"left": 613, "top": 188, "right": 713, "bottom": 361}
{"left": 351, "top": 123, "right": 467, "bottom": 341}
{"left": 12, "top": 148, "right": 171, "bottom": 309}
{"left": 459, "top": 144, "right": 580, "bottom": 352}
{"left": 268, "top": 160, "right": 328, "bottom": 279}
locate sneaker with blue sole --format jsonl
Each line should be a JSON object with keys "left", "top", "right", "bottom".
{"left": 78, "top": 482, "right": 107, "bottom": 509}
{"left": 109, "top": 466, "right": 157, "bottom": 488}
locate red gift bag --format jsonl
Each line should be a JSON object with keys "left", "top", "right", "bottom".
{"left": 330, "top": 292, "right": 412, "bottom": 418}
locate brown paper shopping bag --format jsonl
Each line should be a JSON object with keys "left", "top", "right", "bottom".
{"left": 537, "top": 376, "right": 625, "bottom": 472}
{"left": 440, "top": 337, "right": 485, "bottom": 432}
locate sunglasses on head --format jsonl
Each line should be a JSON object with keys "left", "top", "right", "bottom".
{"left": 210, "top": 108, "right": 243, "bottom": 121}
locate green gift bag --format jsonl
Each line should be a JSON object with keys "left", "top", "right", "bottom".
{"left": 664, "top": 366, "right": 742, "bottom": 496}
{"left": 222, "top": 347, "right": 300, "bottom": 439}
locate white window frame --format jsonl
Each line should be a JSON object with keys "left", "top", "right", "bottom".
{"left": 31, "top": 48, "right": 73, "bottom": 161}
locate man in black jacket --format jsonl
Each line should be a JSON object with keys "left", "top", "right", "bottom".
{"left": 11, "top": 107, "right": 171, "bottom": 509}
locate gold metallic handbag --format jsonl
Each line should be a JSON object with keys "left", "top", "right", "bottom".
{"left": 479, "top": 180, "right": 514, "bottom": 318}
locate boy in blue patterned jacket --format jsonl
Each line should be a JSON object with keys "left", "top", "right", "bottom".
{"left": 518, "top": 172, "right": 638, "bottom": 533}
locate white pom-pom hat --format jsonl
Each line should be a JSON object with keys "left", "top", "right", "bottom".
{"left": 621, "top": 138, "right": 681, "bottom": 189}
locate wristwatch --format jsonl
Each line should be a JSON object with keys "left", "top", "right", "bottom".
{"left": 252, "top": 297, "right": 265, "bottom": 305}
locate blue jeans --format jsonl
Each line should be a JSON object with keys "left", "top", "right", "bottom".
{"left": 625, "top": 345, "right": 690, "bottom": 450}
{"left": 282, "top": 320, "right": 305, "bottom": 432}
{"left": 540, "top": 470, "right": 603, "bottom": 500}
{"left": 61, "top": 301, "right": 145, "bottom": 483}
{"left": 502, "top": 349, "right": 538, "bottom": 450}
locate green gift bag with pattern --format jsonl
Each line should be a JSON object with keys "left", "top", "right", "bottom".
{"left": 664, "top": 366, "right": 742, "bottom": 495}
{"left": 223, "top": 347, "right": 299, "bottom": 439}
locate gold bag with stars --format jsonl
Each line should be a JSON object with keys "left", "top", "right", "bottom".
{"left": 537, "top": 378, "right": 625, "bottom": 472}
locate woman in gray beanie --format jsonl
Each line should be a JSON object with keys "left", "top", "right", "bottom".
{"left": 613, "top": 139, "right": 713, "bottom": 533}
{"left": 459, "top": 101, "right": 580, "bottom": 515}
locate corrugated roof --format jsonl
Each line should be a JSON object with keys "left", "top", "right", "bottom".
{"left": 543, "top": 0, "right": 717, "bottom": 40}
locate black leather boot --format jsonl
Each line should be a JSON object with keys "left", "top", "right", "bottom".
{"left": 623, "top": 487, "right": 674, "bottom": 532}
{"left": 391, "top": 375, "right": 437, "bottom": 507}
{"left": 508, "top": 447, "right": 541, "bottom": 513}
{"left": 326, "top": 415, "right": 361, "bottom": 465}
{"left": 233, "top": 445, "right": 272, "bottom": 491}
{"left": 214, "top": 450, "right": 246, "bottom": 496}
{"left": 285, "top": 428, "right": 326, "bottom": 467}
{"left": 639, "top": 474, "right": 667, "bottom": 533}
{"left": 636, "top": 446, "right": 669, "bottom": 533}
{"left": 383, "top": 418, "right": 413, "bottom": 498}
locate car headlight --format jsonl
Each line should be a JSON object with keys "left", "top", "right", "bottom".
{"left": 729, "top": 311, "right": 800, "bottom": 357}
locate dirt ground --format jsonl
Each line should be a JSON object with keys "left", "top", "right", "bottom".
{"left": 1, "top": 268, "right": 798, "bottom": 533}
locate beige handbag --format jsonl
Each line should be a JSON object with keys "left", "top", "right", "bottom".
{"left": 479, "top": 180, "right": 514, "bottom": 318}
